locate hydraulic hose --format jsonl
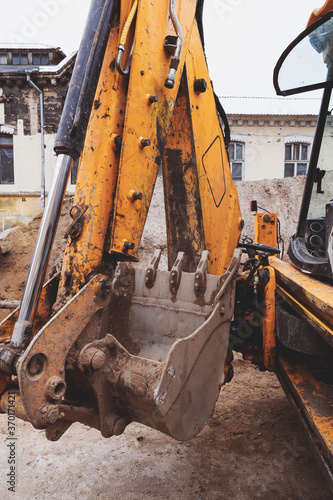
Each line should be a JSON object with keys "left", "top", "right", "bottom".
{"left": 116, "top": 0, "right": 138, "bottom": 76}
{"left": 165, "top": 0, "right": 183, "bottom": 88}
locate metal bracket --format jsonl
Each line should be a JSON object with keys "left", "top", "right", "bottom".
{"left": 17, "top": 275, "right": 110, "bottom": 433}
{"left": 145, "top": 249, "right": 162, "bottom": 288}
{"left": 65, "top": 204, "right": 88, "bottom": 240}
{"left": 164, "top": 34, "right": 178, "bottom": 55}
{"left": 194, "top": 250, "right": 209, "bottom": 297}
{"left": 169, "top": 251, "right": 185, "bottom": 295}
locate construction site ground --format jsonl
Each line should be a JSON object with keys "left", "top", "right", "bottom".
{"left": 0, "top": 175, "right": 332, "bottom": 499}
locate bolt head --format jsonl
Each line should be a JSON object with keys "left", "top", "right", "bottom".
{"left": 91, "top": 350, "right": 106, "bottom": 370}
{"left": 194, "top": 78, "right": 207, "bottom": 93}
{"left": 113, "top": 417, "right": 126, "bottom": 436}
{"left": 46, "top": 407, "right": 60, "bottom": 426}
{"left": 140, "top": 138, "right": 151, "bottom": 148}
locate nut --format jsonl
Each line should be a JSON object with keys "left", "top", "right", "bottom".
{"left": 147, "top": 94, "right": 158, "bottom": 104}
{"left": 46, "top": 407, "right": 60, "bottom": 426}
{"left": 194, "top": 78, "right": 207, "bottom": 93}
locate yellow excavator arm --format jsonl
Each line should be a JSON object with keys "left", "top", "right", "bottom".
{"left": 0, "top": 0, "right": 242, "bottom": 443}
{"left": 0, "top": 0, "right": 332, "bottom": 493}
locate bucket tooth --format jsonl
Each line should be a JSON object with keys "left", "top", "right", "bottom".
{"left": 169, "top": 251, "right": 186, "bottom": 295}
{"left": 145, "top": 249, "right": 162, "bottom": 288}
{"left": 194, "top": 250, "right": 209, "bottom": 297}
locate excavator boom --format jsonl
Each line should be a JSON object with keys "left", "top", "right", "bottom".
{"left": 0, "top": 0, "right": 332, "bottom": 494}
{"left": 0, "top": 0, "right": 241, "bottom": 443}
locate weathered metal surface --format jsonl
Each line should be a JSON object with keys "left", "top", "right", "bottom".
{"left": 276, "top": 305, "right": 332, "bottom": 355}
{"left": 58, "top": 1, "right": 132, "bottom": 296}
{"left": 254, "top": 213, "right": 278, "bottom": 247}
{"left": 59, "top": 0, "right": 241, "bottom": 301}
{"left": 0, "top": 274, "right": 60, "bottom": 396}
{"left": 276, "top": 354, "right": 333, "bottom": 491}
{"left": 186, "top": 23, "right": 242, "bottom": 275}
{"left": 0, "top": 390, "right": 28, "bottom": 422}
{"left": 109, "top": 0, "right": 198, "bottom": 257}
{"left": 12, "top": 249, "right": 240, "bottom": 443}
{"left": 17, "top": 275, "right": 110, "bottom": 430}
{"left": 271, "top": 256, "right": 333, "bottom": 346}
{"left": 262, "top": 266, "right": 276, "bottom": 371}
{"left": 76, "top": 249, "right": 241, "bottom": 441}
{"left": 162, "top": 71, "right": 206, "bottom": 272}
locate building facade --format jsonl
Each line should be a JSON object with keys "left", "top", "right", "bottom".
{"left": 227, "top": 113, "right": 318, "bottom": 182}
{"left": 0, "top": 43, "right": 76, "bottom": 229}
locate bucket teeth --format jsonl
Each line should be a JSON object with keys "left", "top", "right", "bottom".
{"left": 143, "top": 249, "right": 210, "bottom": 297}
{"left": 194, "top": 250, "right": 209, "bottom": 297}
{"left": 145, "top": 249, "right": 162, "bottom": 288}
{"left": 169, "top": 251, "right": 186, "bottom": 295}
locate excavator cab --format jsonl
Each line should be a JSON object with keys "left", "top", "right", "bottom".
{"left": 274, "top": 6, "right": 333, "bottom": 279}
{"left": 269, "top": 4, "right": 333, "bottom": 488}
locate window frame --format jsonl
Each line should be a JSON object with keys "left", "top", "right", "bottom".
{"left": 32, "top": 53, "right": 49, "bottom": 66}
{"left": 0, "top": 53, "right": 7, "bottom": 65}
{"left": 229, "top": 140, "right": 245, "bottom": 181}
{"left": 0, "top": 134, "right": 14, "bottom": 184}
{"left": 12, "top": 53, "right": 29, "bottom": 65}
{"left": 284, "top": 141, "right": 310, "bottom": 178}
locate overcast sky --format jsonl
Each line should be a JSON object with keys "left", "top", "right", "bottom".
{"left": 0, "top": 0, "right": 326, "bottom": 113}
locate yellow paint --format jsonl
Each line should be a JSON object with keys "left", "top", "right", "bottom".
{"left": 59, "top": 0, "right": 241, "bottom": 291}
{"left": 262, "top": 266, "right": 276, "bottom": 371}
{"left": 254, "top": 213, "right": 277, "bottom": 247}
{"left": 58, "top": 1, "right": 133, "bottom": 295}
{"left": 110, "top": 0, "right": 198, "bottom": 257}
{"left": 307, "top": 0, "right": 333, "bottom": 27}
{"left": 186, "top": 24, "right": 241, "bottom": 274}
{"left": 271, "top": 256, "right": 333, "bottom": 330}
{"left": 279, "top": 356, "right": 333, "bottom": 452}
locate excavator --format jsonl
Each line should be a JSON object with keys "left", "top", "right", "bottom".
{"left": 0, "top": 0, "right": 332, "bottom": 491}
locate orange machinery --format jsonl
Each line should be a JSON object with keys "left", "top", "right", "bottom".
{"left": 0, "top": 0, "right": 331, "bottom": 492}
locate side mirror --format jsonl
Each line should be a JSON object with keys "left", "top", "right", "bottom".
{"left": 274, "top": 11, "right": 333, "bottom": 96}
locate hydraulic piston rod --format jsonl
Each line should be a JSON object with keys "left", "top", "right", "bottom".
{"left": 11, "top": 154, "right": 73, "bottom": 348}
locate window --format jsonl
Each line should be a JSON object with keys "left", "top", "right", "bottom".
{"left": 12, "top": 53, "right": 28, "bottom": 65}
{"left": 229, "top": 141, "right": 245, "bottom": 181}
{"left": 32, "top": 53, "right": 49, "bottom": 65}
{"left": 0, "top": 135, "right": 14, "bottom": 184}
{"left": 284, "top": 143, "right": 309, "bottom": 177}
{"left": 0, "top": 53, "right": 7, "bottom": 65}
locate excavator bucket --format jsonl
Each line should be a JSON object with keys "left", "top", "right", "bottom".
{"left": 9, "top": 249, "right": 241, "bottom": 442}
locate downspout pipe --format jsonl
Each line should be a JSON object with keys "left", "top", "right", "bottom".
{"left": 26, "top": 73, "right": 45, "bottom": 210}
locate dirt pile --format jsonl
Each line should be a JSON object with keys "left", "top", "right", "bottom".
{"left": 236, "top": 175, "right": 306, "bottom": 254}
{"left": 0, "top": 197, "right": 72, "bottom": 322}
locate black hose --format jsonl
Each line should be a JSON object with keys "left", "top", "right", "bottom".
{"left": 54, "top": 0, "right": 118, "bottom": 159}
